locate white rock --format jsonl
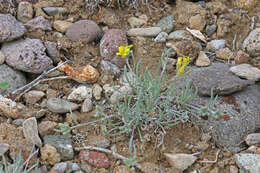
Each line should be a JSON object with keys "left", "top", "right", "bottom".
{"left": 92, "top": 84, "right": 102, "bottom": 100}
{"left": 164, "top": 153, "right": 197, "bottom": 171}
{"left": 230, "top": 64, "right": 260, "bottom": 81}
{"left": 68, "top": 86, "right": 92, "bottom": 102}
{"left": 195, "top": 51, "right": 211, "bottom": 67}
{"left": 127, "top": 27, "right": 162, "bottom": 37}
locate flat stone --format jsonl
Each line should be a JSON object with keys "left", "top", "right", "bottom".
{"left": 44, "top": 135, "right": 74, "bottom": 161}
{"left": 1, "top": 38, "right": 53, "bottom": 74}
{"left": 0, "top": 64, "right": 26, "bottom": 93}
{"left": 17, "top": 2, "right": 33, "bottom": 23}
{"left": 157, "top": 15, "right": 174, "bottom": 33}
{"left": 43, "top": 7, "right": 67, "bottom": 16}
{"left": 243, "top": 28, "right": 260, "bottom": 57}
{"left": 164, "top": 153, "right": 197, "bottom": 171}
{"left": 195, "top": 51, "right": 211, "bottom": 67}
{"left": 230, "top": 64, "right": 260, "bottom": 81}
{"left": 234, "top": 154, "right": 260, "bottom": 173}
{"left": 47, "top": 98, "right": 79, "bottom": 113}
{"left": 23, "top": 117, "right": 42, "bottom": 147}
{"left": 0, "top": 13, "right": 26, "bottom": 42}
{"left": 24, "top": 90, "right": 45, "bottom": 104}
{"left": 189, "top": 63, "right": 252, "bottom": 96}
{"left": 168, "top": 30, "right": 193, "bottom": 41}
{"left": 66, "top": 20, "right": 102, "bottom": 43}
{"left": 127, "top": 27, "right": 162, "bottom": 37}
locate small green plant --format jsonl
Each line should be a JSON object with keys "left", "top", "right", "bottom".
{"left": 56, "top": 48, "right": 221, "bottom": 169}
{"left": 0, "top": 150, "right": 40, "bottom": 173}
{"left": 0, "top": 82, "right": 8, "bottom": 91}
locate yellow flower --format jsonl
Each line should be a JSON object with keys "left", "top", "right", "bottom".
{"left": 176, "top": 56, "right": 190, "bottom": 77}
{"left": 116, "top": 45, "right": 133, "bottom": 58}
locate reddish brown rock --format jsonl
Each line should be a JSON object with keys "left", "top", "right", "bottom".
{"left": 234, "top": 50, "right": 250, "bottom": 65}
{"left": 79, "top": 150, "right": 110, "bottom": 168}
{"left": 100, "top": 29, "right": 128, "bottom": 68}
{"left": 66, "top": 20, "right": 102, "bottom": 42}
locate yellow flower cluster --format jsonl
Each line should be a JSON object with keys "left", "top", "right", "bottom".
{"left": 176, "top": 56, "right": 190, "bottom": 77}
{"left": 116, "top": 45, "right": 133, "bottom": 58}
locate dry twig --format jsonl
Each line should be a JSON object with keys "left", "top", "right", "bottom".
{"left": 11, "top": 60, "right": 69, "bottom": 100}
{"left": 198, "top": 149, "right": 220, "bottom": 163}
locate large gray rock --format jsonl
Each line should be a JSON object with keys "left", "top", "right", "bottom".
{"left": 235, "top": 154, "right": 260, "bottom": 173}
{"left": 0, "top": 64, "right": 27, "bottom": 93}
{"left": 1, "top": 38, "right": 53, "bottom": 74}
{"left": 174, "top": 64, "right": 260, "bottom": 152}
{"left": 0, "top": 13, "right": 26, "bottom": 42}
{"left": 243, "top": 28, "right": 260, "bottom": 57}
{"left": 43, "top": 135, "right": 74, "bottom": 161}
{"left": 187, "top": 63, "right": 252, "bottom": 96}
{"left": 66, "top": 20, "right": 102, "bottom": 42}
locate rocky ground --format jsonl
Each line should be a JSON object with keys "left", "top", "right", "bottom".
{"left": 0, "top": 0, "right": 260, "bottom": 172}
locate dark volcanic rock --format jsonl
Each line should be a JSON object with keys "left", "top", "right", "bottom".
{"left": 188, "top": 63, "right": 252, "bottom": 96}
{"left": 1, "top": 38, "right": 53, "bottom": 74}
{"left": 0, "top": 13, "right": 26, "bottom": 42}
{"left": 174, "top": 64, "right": 260, "bottom": 152}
